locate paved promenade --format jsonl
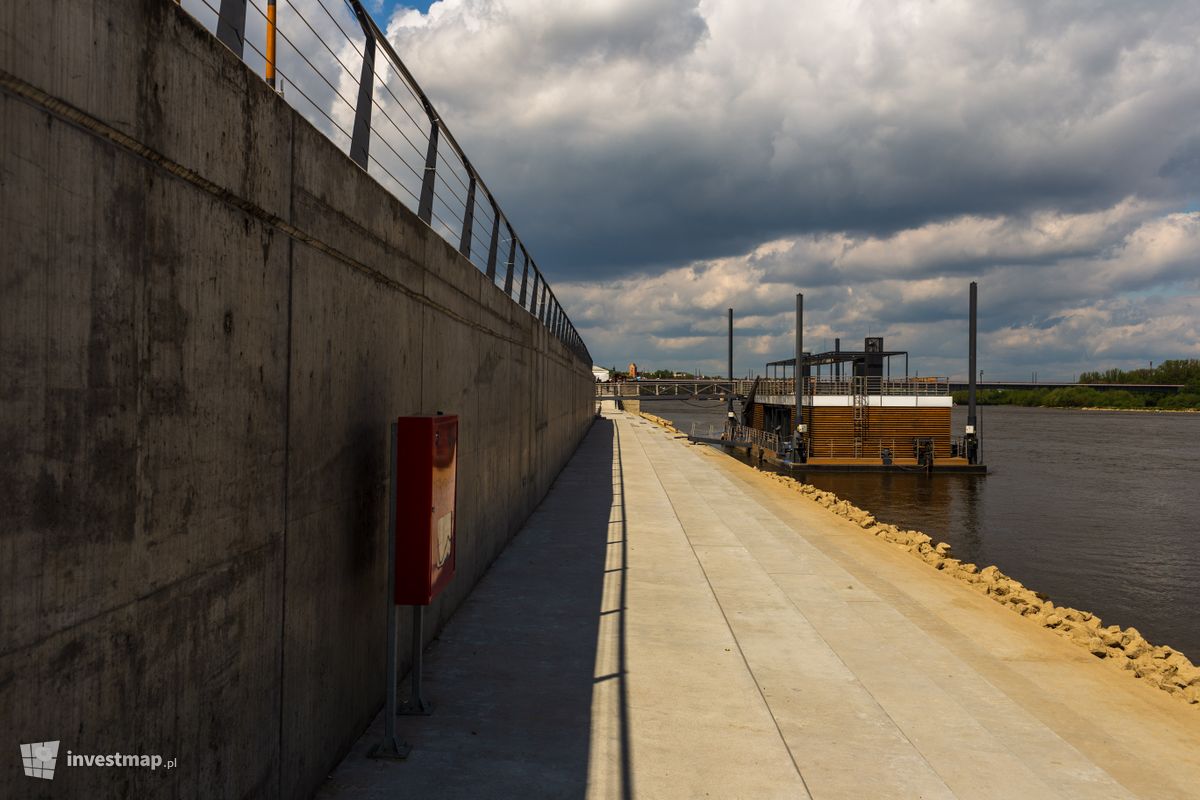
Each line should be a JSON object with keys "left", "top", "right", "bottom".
{"left": 320, "top": 410, "right": 1200, "bottom": 799}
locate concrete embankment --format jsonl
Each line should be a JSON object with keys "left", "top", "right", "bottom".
{"left": 633, "top": 411, "right": 1200, "bottom": 706}
{"left": 1, "top": 1, "right": 592, "bottom": 797}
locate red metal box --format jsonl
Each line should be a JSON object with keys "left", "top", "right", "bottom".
{"left": 394, "top": 415, "right": 458, "bottom": 605}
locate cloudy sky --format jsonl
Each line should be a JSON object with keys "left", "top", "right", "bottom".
{"left": 200, "top": 0, "right": 1200, "bottom": 379}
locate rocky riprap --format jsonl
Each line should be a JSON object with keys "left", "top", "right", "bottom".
{"left": 764, "top": 472, "right": 1200, "bottom": 706}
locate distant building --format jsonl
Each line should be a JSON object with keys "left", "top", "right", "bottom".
{"left": 628, "top": 362, "right": 638, "bottom": 378}
{"left": 592, "top": 365, "right": 611, "bottom": 382}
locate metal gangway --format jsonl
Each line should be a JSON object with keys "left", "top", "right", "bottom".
{"left": 595, "top": 379, "right": 739, "bottom": 399}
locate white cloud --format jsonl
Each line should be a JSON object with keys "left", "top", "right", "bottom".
{"left": 376, "top": 0, "right": 1200, "bottom": 276}
{"left": 561, "top": 205, "right": 1200, "bottom": 378}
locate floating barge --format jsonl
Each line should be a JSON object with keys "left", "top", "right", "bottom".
{"left": 730, "top": 285, "right": 986, "bottom": 474}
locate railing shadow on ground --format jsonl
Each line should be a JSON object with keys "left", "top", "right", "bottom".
{"left": 319, "top": 417, "right": 633, "bottom": 799}
{"left": 609, "top": 421, "right": 635, "bottom": 800}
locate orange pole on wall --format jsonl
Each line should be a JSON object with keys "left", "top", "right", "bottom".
{"left": 266, "top": 0, "right": 277, "bottom": 88}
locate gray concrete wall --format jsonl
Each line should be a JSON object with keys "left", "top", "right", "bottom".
{"left": 0, "top": 1, "right": 594, "bottom": 797}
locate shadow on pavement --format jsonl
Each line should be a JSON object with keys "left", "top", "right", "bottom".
{"left": 319, "top": 417, "right": 631, "bottom": 799}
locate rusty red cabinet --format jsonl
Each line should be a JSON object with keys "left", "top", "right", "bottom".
{"left": 394, "top": 415, "right": 458, "bottom": 605}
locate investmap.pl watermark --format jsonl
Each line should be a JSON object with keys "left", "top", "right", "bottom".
{"left": 20, "top": 741, "right": 176, "bottom": 780}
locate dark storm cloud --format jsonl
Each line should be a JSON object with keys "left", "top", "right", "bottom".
{"left": 377, "top": 0, "right": 1200, "bottom": 279}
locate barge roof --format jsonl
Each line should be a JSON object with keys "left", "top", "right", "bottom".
{"left": 767, "top": 349, "right": 906, "bottom": 367}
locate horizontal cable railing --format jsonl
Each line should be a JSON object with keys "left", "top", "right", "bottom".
{"left": 748, "top": 377, "right": 950, "bottom": 397}
{"left": 595, "top": 380, "right": 736, "bottom": 397}
{"left": 593, "top": 377, "right": 950, "bottom": 399}
{"left": 178, "top": 0, "right": 590, "bottom": 363}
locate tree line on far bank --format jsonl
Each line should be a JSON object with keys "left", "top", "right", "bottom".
{"left": 1078, "top": 358, "right": 1200, "bottom": 388}
{"left": 952, "top": 359, "right": 1200, "bottom": 410}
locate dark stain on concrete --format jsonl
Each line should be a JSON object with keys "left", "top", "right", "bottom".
{"left": 32, "top": 468, "right": 61, "bottom": 530}
{"left": 146, "top": 378, "right": 187, "bottom": 415}
{"left": 50, "top": 638, "right": 85, "bottom": 675}
{"left": 474, "top": 351, "right": 499, "bottom": 386}
{"left": 0, "top": 430, "right": 20, "bottom": 514}
{"left": 181, "top": 488, "right": 195, "bottom": 527}
{"left": 90, "top": 435, "right": 137, "bottom": 541}
{"left": 45, "top": 388, "right": 84, "bottom": 460}
{"left": 345, "top": 422, "right": 382, "bottom": 574}
{"left": 149, "top": 293, "right": 190, "bottom": 344}
{"left": 135, "top": 0, "right": 167, "bottom": 149}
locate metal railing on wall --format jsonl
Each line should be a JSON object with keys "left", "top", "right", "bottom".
{"left": 178, "top": 0, "right": 590, "bottom": 364}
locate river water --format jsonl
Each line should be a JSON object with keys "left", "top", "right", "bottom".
{"left": 645, "top": 399, "right": 1200, "bottom": 659}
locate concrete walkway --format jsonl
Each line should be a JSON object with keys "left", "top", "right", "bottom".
{"left": 319, "top": 410, "right": 1200, "bottom": 800}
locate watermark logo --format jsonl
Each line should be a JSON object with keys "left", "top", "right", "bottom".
{"left": 19, "top": 741, "right": 176, "bottom": 779}
{"left": 20, "top": 741, "right": 60, "bottom": 780}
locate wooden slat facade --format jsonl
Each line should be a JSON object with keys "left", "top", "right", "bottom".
{"left": 747, "top": 402, "right": 952, "bottom": 459}
{"left": 808, "top": 406, "right": 952, "bottom": 458}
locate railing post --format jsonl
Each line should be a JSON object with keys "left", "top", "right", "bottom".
{"left": 485, "top": 201, "right": 500, "bottom": 281}
{"left": 348, "top": 6, "right": 376, "bottom": 169}
{"left": 518, "top": 252, "right": 530, "bottom": 306}
{"left": 458, "top": 175, "right": 476, "bottom": 257}
{"left": 265, "top": 0, "right": 277, "bottom": 88}
{"left": 539, "top": 284, "right": 549, "bottom": 323}
{"left": 527, "top": 272, "right": 539, "bottom": 313}
{"left": 216, "top": 0, "right": 246, "bottom": 57}
{"left": 503, "top": 226, "right": 516, "bottom": 295}
{"left": 417, "top": 115, "right": 439, "bottom": 224}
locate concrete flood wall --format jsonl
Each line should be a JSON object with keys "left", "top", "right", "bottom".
{"left": 0, "top": 1, "right": 594, "bottom": 796}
